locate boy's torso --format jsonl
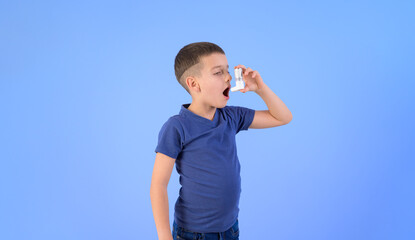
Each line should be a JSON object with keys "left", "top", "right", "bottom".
{"left": 155, "top": 104, "right": 255, "bottom": 232}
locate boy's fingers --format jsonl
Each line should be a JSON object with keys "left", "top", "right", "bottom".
{"left": 244, "top": 67, "right": 253, "bottom": 75}
{"left": 235, "top": 65, "right": 246, "bottom": 71}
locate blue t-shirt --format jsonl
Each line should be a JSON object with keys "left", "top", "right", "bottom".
{"left": 155, "top": 103, "right": 255, "bottom": 233}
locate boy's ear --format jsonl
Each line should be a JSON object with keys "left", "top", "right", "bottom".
{"left": 186, "top": 76, "right": 201, "bottom": 93}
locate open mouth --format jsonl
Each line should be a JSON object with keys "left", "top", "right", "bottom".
{"left": 223, "top": 87, "right": 230, "bottom": 98}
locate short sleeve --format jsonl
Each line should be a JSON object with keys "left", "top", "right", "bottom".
{"left": 154, "top": 117, "right": 184, "bottom": 159}
{"left": 226, "top": 106, "right": 256, "bottom": 134}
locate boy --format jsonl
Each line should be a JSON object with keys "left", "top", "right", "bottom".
{"left": 150, "top": 42, "right": 292, "bottom": 240}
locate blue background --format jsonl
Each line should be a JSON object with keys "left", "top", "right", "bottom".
{"left": 1, "top": 1, "right": 414, "bottom": 239}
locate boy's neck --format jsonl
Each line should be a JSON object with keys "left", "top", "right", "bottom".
{"left": 187, "top": 102, "right": 217, "bottom": 121}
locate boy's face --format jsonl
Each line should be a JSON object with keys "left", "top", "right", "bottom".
{"left": 195, "top": 53, "right": 232, "bottom": 108}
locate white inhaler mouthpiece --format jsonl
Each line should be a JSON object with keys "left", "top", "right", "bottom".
{"left": 231, "top": 68, "right": 245, "bottom": 92}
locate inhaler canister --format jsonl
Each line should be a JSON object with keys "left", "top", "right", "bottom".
{"left": 231, "top": 68, "right": 244, "bottom": 92}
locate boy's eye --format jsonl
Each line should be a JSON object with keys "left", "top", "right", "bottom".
{"left": 214, "top": 69, "right": 229, "bottom": 75}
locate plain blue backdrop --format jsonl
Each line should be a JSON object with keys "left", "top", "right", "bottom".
{"left": 1, "top": 0, "right": 414, "bottom": 239}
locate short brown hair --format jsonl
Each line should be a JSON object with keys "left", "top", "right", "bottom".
{"left": 174, "top": 42, "right": 225, "bottom": 93}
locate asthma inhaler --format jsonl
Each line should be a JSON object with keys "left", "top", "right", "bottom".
{"left": 231, "top": 68, "right": 245, "bottom": 92}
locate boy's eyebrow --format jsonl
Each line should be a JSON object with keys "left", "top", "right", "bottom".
{"left": 211, "top": 65, "right": 229, "bottom": 70}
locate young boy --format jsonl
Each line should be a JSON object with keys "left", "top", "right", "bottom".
{"left": 150, "top": 42, "right": 292, "bottom": 240}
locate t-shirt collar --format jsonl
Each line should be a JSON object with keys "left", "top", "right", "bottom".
{"left": 180, "top": 104, "right": 219, "bottom": 126}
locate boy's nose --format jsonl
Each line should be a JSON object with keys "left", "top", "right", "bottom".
{"left": 226, "top": 72, "right": 232, "bottom": 82}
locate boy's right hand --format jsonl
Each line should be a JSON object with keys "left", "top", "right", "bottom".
{"left": 234, "top": 64, "right": 265, "bottom": 93}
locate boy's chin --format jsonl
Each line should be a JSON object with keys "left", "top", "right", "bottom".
{"left": 207, "top": 99, "right": 227, "bottom": 109}
{"left": 217, "top": 102, "right": 228, "bottom": 108}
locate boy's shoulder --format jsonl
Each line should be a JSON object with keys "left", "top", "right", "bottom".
{"left": 221, "top": 105, "right": 254, "bottom": 117}
{"left": 160, "top": 105, "right": 253, "bottom": 129}
{"left": 222, "top": 105, "right": 250, "bottom": 111}
{"left": 162, "top": 114, "right": 184, "bottom": 129}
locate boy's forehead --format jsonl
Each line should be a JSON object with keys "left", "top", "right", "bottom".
{"left": 200, "top": 53, "right": 228, "bottom": 70}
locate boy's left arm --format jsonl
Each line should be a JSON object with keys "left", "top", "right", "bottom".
{"left": 235, "top": 65, "right": 293, "bottom": 129}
